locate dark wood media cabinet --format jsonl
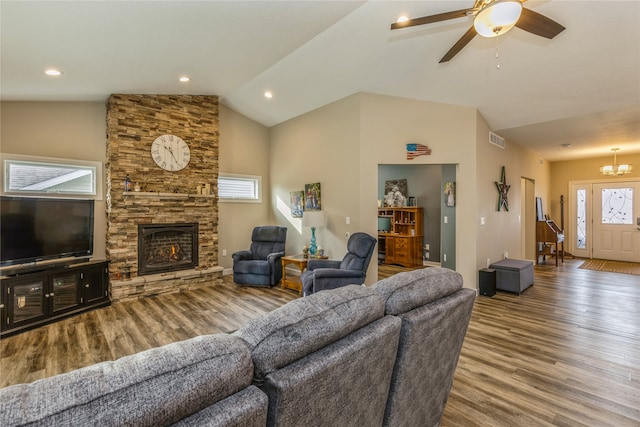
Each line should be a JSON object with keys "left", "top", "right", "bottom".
{"left": 0, "top": 260, "right": 110, "bottom": 337}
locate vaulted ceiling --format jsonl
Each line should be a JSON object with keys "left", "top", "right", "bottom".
{"left": 2, "top": 1, "right": 638, "bottom": 161}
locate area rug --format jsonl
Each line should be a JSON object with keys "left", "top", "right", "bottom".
{"left": 578, "top": 259, "right": 640, "bottom": 276}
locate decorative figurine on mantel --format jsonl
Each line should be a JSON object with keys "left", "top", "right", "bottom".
{"left": 303, "top": 245, "right": 309, "bottom": 259}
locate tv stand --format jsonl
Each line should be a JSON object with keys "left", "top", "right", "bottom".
{"left": 1, "top": 257, "right": 92, "bottom": 278}
{"left": 0, "top": 259, "right": 110, "bottom": 337}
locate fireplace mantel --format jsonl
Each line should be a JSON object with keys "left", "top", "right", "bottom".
{"left": 122, "top": 192, "right": 216, "bottom": 199}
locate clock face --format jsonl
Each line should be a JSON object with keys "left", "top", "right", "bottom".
{"left": 151, "top": 134, "right": 191, "bottom": 172}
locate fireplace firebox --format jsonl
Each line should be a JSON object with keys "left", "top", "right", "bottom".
{"left": 138, "top": 223, "right": 198, "bottom": 276}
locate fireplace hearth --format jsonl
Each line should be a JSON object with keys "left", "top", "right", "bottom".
{"left": 138, "top": 223, "right": 199, "bottom": 276}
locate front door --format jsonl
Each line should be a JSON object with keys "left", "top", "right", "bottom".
{"left": 592, "top": 181, "right": 640, "bottom": 262}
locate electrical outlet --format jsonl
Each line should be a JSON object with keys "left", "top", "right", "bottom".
{"left": 222, "top": 249, "right": 227, "bottom": 257}
{"left": 346, "top": 216, "right": 350, "bottom": 225}
{"left": 504, "top": 252, "right": 508, "bottom": 259}
{"left": 443, "top": 254, "right": 447, "bottom": 262}
{"left": 345, "top": 232, "right": 350, "bottom": 240}
{"left": 487, "top": 258, "right": 491, "bottom": 268}
{"left": 425, "top": 243, "right": 430, "bottom": 250}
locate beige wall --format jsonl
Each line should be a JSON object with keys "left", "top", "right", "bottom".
{"left": 269, "top": 93, "right": 552, "bottom": 289}
{"left": 1, "top": 101, "right": 108, "bottom": 259}
{"left": 218, "top": 104, "right": 272, "bottom": 271}
{"left": 270, "top": 93, "right": 481, "bottom": 288}
{"left": 2, "top": 97, "right": 555, "bottom": 290}
{"left": 270, "top": 94, "right": 361, "bottom": 269}
{"left": 475, "top": 112, "right": 551, "bottom": 266}
{"left": 0, "top": 102, "right": 275, "bottom": 273}
{"left": 549, "top": 153, "right": 640, "bottom": 251}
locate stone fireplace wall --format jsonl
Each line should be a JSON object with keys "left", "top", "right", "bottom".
{"left": 106, "top": 94, "right": 222, "bottom": 301}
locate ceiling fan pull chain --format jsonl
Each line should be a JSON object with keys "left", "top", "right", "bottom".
{"left": 495, "top": 36, "right": 501, "bottom": 70}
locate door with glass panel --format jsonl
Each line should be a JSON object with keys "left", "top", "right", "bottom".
{"left": 593, "top": 182, "right": 640, "bottom": 262}
{"left": 571, "top": 181, "right": 640, "bottom": 262}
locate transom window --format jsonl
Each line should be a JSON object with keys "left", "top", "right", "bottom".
{"left": 218, "top": 173, "right": 261, "bottom": 203}
{"left": 2, "top": 155, "right": 101, "bottom": 198}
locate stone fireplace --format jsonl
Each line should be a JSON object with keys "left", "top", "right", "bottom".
{"left": 106, "top": 94, "right": 222, "bottom": 301}
{"left": 138, "top": 223, "right": 198, "bottom": 275}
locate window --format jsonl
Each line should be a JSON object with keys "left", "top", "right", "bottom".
{"left": 601, "top": 187, "right": 633, "bottom": 224}
{"left": 576, "top": 189, "right": 586, "bottom": 249}
{"left": 2, "top": 154, "right": 102, "bottom": 199}
{"left": 218, "top": 173, "right": 261, "bottom": 203}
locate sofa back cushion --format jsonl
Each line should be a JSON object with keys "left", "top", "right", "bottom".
{"left": 0, "top": 334, "right": 259, "bottom": 427}
{"left": 372, "top": 267, "right": 463, "bottom": 315}
{"left": 372, "top": 267, "right": 475, "bottom": 427}
{"left": 262, "top": 315, "right": 401, "bottom": 427}
{"left": 234, "top": 284, "right": 384, "bottom": 383}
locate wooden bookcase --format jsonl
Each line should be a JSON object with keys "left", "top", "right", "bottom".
{"left": 378, "top": 207, "right": 424, "bottom": 268}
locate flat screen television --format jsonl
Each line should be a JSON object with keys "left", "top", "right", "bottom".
{"left": 1, "top": 196, "right": 94, "bottom": 267}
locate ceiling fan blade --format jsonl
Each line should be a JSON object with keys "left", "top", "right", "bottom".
{"left": 391, "top": 9, "right": 471, "bottom": 30}
{"left": 515, "top": 8, "right": 565, "bottom": 39}
{"left": 439, "top": 26, "right": 477, "bottom": 63}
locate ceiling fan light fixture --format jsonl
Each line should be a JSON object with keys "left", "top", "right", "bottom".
{"left": 474, "top": 0, "right": 523, "bottom": 38}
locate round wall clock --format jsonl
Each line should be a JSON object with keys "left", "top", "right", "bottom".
{"left": 151, "top": 134, "right": 191, "bottom": 172}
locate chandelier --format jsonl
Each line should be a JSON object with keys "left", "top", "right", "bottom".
{"left": 600, "top": 148, "right": 633, "bottom": 176}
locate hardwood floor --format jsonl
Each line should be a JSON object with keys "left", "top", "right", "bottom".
{"left": 1, "top": 260, "right": 639, "bottom": 426}
{"left": 441, "top": 260, "right": 640, "bottom": 427}
{"left": 0, "top": 279, "right": 299, "bottom": 388}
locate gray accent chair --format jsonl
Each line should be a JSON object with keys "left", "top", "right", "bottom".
{"left": 372, "top": 267, "right": 476, "bottom": 427}
{"left": 301, "top": 231, "right": 377, "bottom": 296}
{"left": 232, "top": 226, "right": 287, "bottom": 287}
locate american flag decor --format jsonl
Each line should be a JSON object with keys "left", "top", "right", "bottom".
{"left": 406, "top": 143, "right": 432, "bottom": 160}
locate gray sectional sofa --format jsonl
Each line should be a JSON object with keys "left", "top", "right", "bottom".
{"left": 0, "top": 267, "right": 475, "bottom": 427}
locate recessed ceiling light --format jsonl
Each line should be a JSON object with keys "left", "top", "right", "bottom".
{"left": 264, "top": 91, "right": 273, "bottom": 99}
{"left": 179, "top": 76, "right": 190, "bottom": 83}
{"left": 44, "top": 69, "right": 63, "bottom": 76}
{"left": 396, "top": 15, "right": 409, "bottom": 23}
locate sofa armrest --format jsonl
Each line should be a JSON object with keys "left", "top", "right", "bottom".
{"left": 312, "top": 268, "right": 366, "bottom": 293}
{"left": 307, "top": 259, "right": 341, "bottom": 270}
{"left": 267, "top": 251, "right": 285, "bottom": 264}
{"left": 312, "top": 268, "right": 365, "bottom": 280}
{"left": 232, "top": 250, "right": 252, "bottom": 262}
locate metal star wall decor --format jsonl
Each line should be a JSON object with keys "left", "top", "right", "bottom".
{"left": 495, "top": 166, "right": 510, "bottom": 211}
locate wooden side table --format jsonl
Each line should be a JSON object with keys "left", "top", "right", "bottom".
{"left": 281, "top": 255, "right": 308, "bottom": 295}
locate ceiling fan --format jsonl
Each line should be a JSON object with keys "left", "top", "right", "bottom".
{"left": 390, "top": 0, "right": 565, "bottom": 63}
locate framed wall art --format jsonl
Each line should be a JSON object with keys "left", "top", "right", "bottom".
{"left": 290, "top": 191, "right": 304, "bottom": 218}
{"left": 304, "top": 182, "right": 321, "bottom": 211}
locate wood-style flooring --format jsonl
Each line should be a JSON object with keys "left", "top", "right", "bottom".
{"left": 1, "top": 260, "right": 639, "bottom": 426}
